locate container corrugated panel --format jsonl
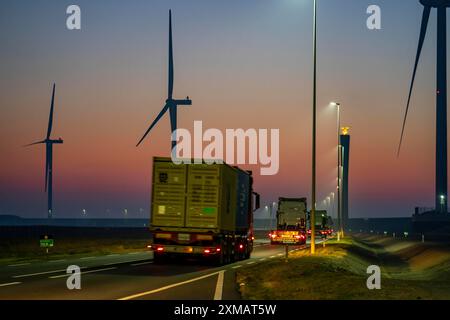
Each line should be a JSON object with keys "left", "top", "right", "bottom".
{"left": 186, "top": 164, "right": 221, "bottom": 229}
{"left": 218, "top": 165, "right": 237, "bottom": 232}
{"left": 235, "top": 169, "right": 250, "bottom": 230}
{"left": 151, "top": 159, "right": 186, "bottom": 227}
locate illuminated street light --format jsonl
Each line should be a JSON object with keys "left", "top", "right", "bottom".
{"left": 331, "top": 101, "right": 342, "bottom": 240}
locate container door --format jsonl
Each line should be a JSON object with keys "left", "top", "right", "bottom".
{"left": 186, "top": 164, "right": 220, "bottom": 228}
{"left": 151, "top": 160, "right": 186, "bottom": 227}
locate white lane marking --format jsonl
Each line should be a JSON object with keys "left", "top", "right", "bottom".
{"left": 80, "top": 256, "right": 96, "bottom": 260}
{"left": 231, "top": 265, "right": 242, "bottom": 269}
{"left": 49, "top": 259, "right": 66, "bottom": 263}
{"left": 8, "top": 263, "right": 30, "bottom": 267}
{"left": 247, "top": 261, "right": 255, "bottom": 265}
{"left": 269, "top": 255, "right": 276, "bottom": 258}
{"left": 118, "top": 271, "right": 221, "bottom": 300}
{"left": 107, "top": 254, "right": 119, "bottom": 257}
{"left": 277, "top": 253, "right": 283, "bottom": 256}
{"left": 103, "top": 260, "right": 145, "bottom": 266}
{"left": 49, "top": 267, "right": 116, "bottom": 279}
{"left": 259, "top": 258, "right": 267, "bottom": 261}
{"left": 128, "top": 252, "right": 141, "bottom": 255}
{"left": 0, "top": 282, "right": 21, "bottom": 287}
{"left": 213, "top": 271, "right": 225, "bottom": 300}
{"left": 131, "top": 261, "right": 153, "bottom": 266}
{"left": 13, "top": 269, "right": 67, "bottom": 278}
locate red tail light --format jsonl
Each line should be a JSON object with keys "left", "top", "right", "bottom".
{"left": 156, "top": 247, "right": 164, "bottom": 252}
{"left": 204, "top": 249, "right": 211, "bottom": 254}
{"left": 239, "top": 244, "right": 244, "bottom": 250}
{"left": 216, "top": 248, "right": 221, "bottom": 252}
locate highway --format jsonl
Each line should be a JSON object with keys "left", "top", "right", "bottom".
{"left": 0, "top": 241, "right": 309, "bottom": 300}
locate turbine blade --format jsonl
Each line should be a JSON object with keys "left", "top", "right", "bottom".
{"left": 46, "top": 83, "right": 56, "bottom": 139}
{"left": 136, "top": 103, "right": 170, "bottom": 147}
{"left": 168, "top": 10, "right": 174, "bottom": 99}
{"left": 169, "top": 105, "right": 177, "bottom": 155}
{"left": 169, "top": 104, "right": 177, "bottom": 135}
{"left": 398, "top": 6, "right": 431, "bottom": 157}
{"left": 23, "top": 140, "right": 45, "bottom": 147}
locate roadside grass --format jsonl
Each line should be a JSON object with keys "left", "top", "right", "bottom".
{"left": 0, "top": 238, "right": 151, "bottom": 265}
{"left": 237, "top": 237, "right": 450, "bottom": 300}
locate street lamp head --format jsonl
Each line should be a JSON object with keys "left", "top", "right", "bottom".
{"left": 330, "top": 102, "right": 341, "bottom": 107}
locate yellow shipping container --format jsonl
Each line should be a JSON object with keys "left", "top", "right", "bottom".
{"left": 151, "top": 157, "right": 238, "bottom": 233}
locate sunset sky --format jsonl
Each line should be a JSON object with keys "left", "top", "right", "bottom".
{"left": 0, "top": 0, "right": 446, "bottom": 219}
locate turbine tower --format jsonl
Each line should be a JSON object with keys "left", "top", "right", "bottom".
{"left": 136, "top": 10, "right": 192, "bottom": 153}
{"left": 399, "top": 0, "right": 450, "bottom": 214}
{"left": 25, "top": 83, "right": 63, "bottom": 219}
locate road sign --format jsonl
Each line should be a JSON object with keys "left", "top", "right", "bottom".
{"left": 40, "top": 235, "right": 54, "bottom": 248}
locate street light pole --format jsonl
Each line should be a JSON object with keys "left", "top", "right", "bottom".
{"left": 310, "top": 0, "right": 317, "bottom": 254}
{"left": 331, "top": 102, "right": 342, "bottom": 240}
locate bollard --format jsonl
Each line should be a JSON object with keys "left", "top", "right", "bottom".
{"left": 393, "top": 232, "right": 395, "bottom": 239}
{"left": 422, "top": 234, "right": 425, "bottom": 243}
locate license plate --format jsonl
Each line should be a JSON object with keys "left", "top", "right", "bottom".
{"left": 178, "top": 233, "right": 190, "bottom": 241}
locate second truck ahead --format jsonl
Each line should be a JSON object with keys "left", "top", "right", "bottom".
{"left": 308, "top": 210, "right": 334, "bottom": 238}
{"left": 149, "top": 157, "right": 260, "bottom": 265}
{"left": 269, "top": 197, "right": 307, "bottom": 245}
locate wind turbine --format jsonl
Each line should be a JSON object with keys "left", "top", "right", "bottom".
{"left": 398, "top": 0, "right": 450, "bottom": 214}
{"left": 136, "top": 10, "right": 192, "bottom": 153}
{"left": 25, "top": 83, "right": 63, "bottom": 219}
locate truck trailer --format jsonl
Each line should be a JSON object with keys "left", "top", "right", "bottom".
{"left": 149, "top": 157, "right": 260, "bottom": 265}
{"left": 308, "top": 210, "right": 333, "bottom": 238}
{"left": 269, "top": 197, "right": 307, "bottom": 245}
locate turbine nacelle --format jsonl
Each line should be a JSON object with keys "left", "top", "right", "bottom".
{"left": 167, "top": 97, "right": 192, "bottom": 106}
{"left": 46, "top": 138, "right": 64, "bottom": 144}
{"left": 420, "top": 0, "right": 450, "bottom": 7}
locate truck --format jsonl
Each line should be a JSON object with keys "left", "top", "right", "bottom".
{"left": 149, "top": 157, "right": 260, "bottom": 265}
{"left": 269, "top": 197, "right": 307, "bottom": 245}
{"left": 308, "top": 210, "right": 333, "bottom": 238}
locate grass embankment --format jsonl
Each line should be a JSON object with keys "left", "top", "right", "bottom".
{"left": 237, "top": 236, "right": 450, "bottom": 300}
{"left": 0, "top": 238, "right": 151, "bottom": 265}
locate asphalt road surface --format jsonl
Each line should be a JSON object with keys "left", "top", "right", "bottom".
{"left": 0, "top": 241, "right": 313, "bottom": 300}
